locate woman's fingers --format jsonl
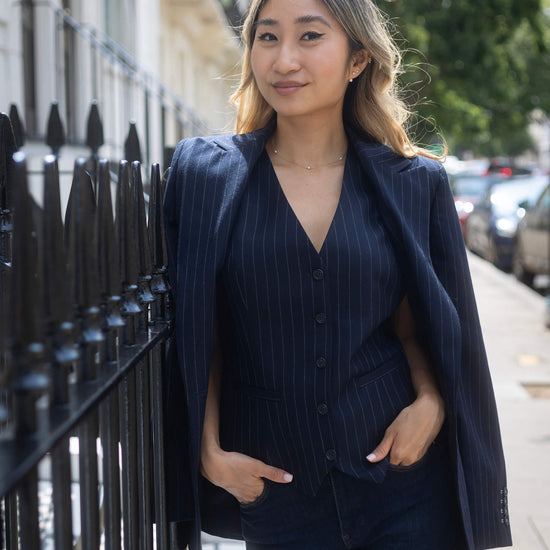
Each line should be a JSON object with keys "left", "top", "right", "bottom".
{"left": 367, "top": 394, "right": 445, "bottom": 466}
{"left": 221, "top": 453, "right": 293, "bottom": 503}
{"left": 230, "top": 452, "right": 292, "bottom": 482}
{"left": 366, "top": 429, "right": 395, "bottom": 462}
{"left": 257, "top": 463, "right": 293, "bottom": 483}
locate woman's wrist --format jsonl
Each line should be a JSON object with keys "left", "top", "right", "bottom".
{"left": 415, "top": 390, "right": 446, "bottom": 425}
{"left": 201, "top": 435, "right": 223, "bottom": 458}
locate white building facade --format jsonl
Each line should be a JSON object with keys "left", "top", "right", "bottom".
{"left": 0, "top": 0, "right": 243, "bottom": 167}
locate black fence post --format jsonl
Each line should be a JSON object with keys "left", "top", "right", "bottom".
{"left": 10, "top": 152, "right": 50, "bottom": 549}
{"left": 42, "top": 154, "right": 78, "bottom": 550}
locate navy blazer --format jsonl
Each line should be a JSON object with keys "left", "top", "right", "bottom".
{"left": 163, "top": 121, "right": 512, "bottom": 550}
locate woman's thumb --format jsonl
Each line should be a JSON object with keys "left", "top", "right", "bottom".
{"left": 366, "top": 432, "right": 394, "bottom": 463}
{"left": 260, "top": 464, "right": 293, "bottom": 484}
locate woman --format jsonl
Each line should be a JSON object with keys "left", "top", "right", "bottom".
{"left": 163, "top": 0, "right": 512, "bottom": 548}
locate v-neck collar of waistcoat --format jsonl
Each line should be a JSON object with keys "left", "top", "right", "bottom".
{"left": 210, "top": 121, "right": 418, "bottom": 265}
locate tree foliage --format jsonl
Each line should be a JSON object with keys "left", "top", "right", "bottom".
{"left": 378, "top": 0, "right": 550, "bottom": 156}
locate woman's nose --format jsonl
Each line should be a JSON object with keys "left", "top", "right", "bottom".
{"left": 273, "top": 43, "right": 300, "bottom": 73}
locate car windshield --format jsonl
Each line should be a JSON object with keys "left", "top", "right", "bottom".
{"left": 490, "top": 177, "right": 550, "bottom": 217}
{"left": 451, "top": 176, "right": 490, "bottom": 198}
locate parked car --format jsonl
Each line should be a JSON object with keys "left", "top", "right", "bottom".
{"left": 450, "top": 173, "right": 493, "bottom": 237}
{"left": 513, "top": 181, "right": 550, "bottom": 286}
{"left": 465, "top": 175, "right": 549, "bottom": 270}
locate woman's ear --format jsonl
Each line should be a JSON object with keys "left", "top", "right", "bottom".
{"left": 349, "top": 49, "right": 370, "bottom": 80}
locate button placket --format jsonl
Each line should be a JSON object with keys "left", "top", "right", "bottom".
{"left": 311, "top": 260, "right": 333, "bottom": 464}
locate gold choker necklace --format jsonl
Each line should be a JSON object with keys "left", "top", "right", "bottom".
{"left": 272, "top": 144, "right": 346, "bottom": 171}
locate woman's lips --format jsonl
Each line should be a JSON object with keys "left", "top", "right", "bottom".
{"left": 272, "top": 81, "right": 306, "bottom": 96}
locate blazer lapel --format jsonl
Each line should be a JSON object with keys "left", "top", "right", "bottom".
{"left": 348, "top": 129, "right": 427, "bottom": 268}
{"left": 211, "top": 121, "right": 275, "bottom": 247}
{"left": 349, "top": 129, "right": 460, "bottom": 400}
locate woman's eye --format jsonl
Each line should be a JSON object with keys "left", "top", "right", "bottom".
{"left": 302, "top": 31, "right": 324, "bottom": 41}
{"left": 257, "top": 32, "right": 277, "bottom": 42}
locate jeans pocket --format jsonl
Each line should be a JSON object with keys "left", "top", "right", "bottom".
{"left": 239, "top": 479, "right": 270, "bottom": 511}
{"left": 387, "top": 442, "right": 436, "bottom": 472}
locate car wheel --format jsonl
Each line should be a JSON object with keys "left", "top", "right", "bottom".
{"left": 512, "top": 242, "right": 535, "bottom": 286}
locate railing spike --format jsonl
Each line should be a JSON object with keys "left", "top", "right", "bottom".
{"left": 131, "top": 162, "right": 154, "bottom": 330}
{"left": 97, "top": 159, "right": 119, "bottom": 297}
{"left": 43, "top": 155, "right": 78, "bottom": 406}
{"left": 86, "top": 101, "right": 104, "bottom": 153}
{"left": 66, "top": 158, "right": 100, "bottom": 309}
{"left": 11, "top": 152, "right": 42, "bottom": 350}
{"left": 97, "top": 159, "right": 124, "bottom": 362}
{"left": 10, "top": 151, "right": 49, "bottom": 437}
{"left": 66, "top": 158, "right": 103, "bottom": 381}
{"left": 43, "top": 155, "right": 70, "bottom": 327}
{"left": 8, "top": 104, "right": 25, "bottom": 149}
{"left": 86, "top": 101, "right": 104, "bottom": 189}
{"left": 0, "top": 113, "right": 17, "bottom": 212}
{"left": 124, "top": 121, "right": 142, "bottom": 164}
{"left": 116, "top": 160, "right": 141, "bottom": 344}
{"left": 148, "top": 163, "right": 169, "bottom": 322}
{"left": 132, "top": 162, "right": 152, "bottom": 278}
{"left": 46, "top": 102, "right": 66, "bottom": 157}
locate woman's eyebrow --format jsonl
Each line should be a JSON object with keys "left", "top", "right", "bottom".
{"left": 256, "top": 18, "right": 278, "bottom": 27}
{"left": 295, "top": 15, "right": 332, "bottom": 28}
{"left": 255, "top": 15, "right": 333, "bottom": 29}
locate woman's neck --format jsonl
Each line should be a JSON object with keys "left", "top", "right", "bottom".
{"left": 270, "top": 114, "right": 348, "bottom": 168}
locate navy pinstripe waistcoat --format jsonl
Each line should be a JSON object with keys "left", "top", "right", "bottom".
{"left": 163, "top": 120, "right": 512, "bottom": 550}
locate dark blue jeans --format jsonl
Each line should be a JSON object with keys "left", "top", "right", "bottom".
{"left": 241, "top": 442, "right": 461, "bottom": 550}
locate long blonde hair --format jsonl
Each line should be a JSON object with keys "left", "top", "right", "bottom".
{"left": 231, "top": 0, "right": 444, "bottom": 160}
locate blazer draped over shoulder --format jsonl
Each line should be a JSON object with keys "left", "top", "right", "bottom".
{"left": 163, "top": 122, "right": 512, "bottom": 550}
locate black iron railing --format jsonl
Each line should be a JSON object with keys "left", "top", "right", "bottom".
{"left": 0, "top": 102, "right": 176, "bottom": 549}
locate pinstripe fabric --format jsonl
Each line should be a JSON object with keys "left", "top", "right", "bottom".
{"left": 220, "top": 148, "right": 413, "bottom": 496}
{"left": 163, "top": 121, "right": 512, "bottom": 549}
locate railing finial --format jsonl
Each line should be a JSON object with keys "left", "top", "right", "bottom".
{"left": 86, "top": 100, "right": 104, "bottom": 153}
{"left": 0, "top": 113, "right": 17, "bottom": 212}
{"left": 46, "top": 101, "right": 66, "bottom": 157}
{"left": 8, "top": 104, "right": 25, "bottom": 149}
{"left": 124, "top": 121, "right": 142, "bottom": 164}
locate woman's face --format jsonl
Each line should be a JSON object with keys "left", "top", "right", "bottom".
{"left": 250, "top": 0, "right": 359, "bottom": 122}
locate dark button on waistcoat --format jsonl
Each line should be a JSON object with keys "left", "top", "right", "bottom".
{"left": 312, "top": 268, "right": 324, "bottom": 281}
{"left": 314, "top": 312, "right": 327, "bottom": 325}
{"left": 317, "top": 402, "right": 329, "bottom": 415}
{"left": 315, "top": 356, "right": 327, "bottom": 369}
{"left": 325, "top": 449, "right": 337, "bottom": 461}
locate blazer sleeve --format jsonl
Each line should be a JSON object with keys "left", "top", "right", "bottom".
{"left": 429, "top": 166, "right": 511, "bottom": 548}
{"left": 161, "top": 139, "right": 195, "bottom": 526}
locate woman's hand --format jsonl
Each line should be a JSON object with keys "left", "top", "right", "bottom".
{"left": 366, "top": 391, "right": 445, "bottom": 466}
{"left": 200, "top": 445, "right": 293, "bottom": 505}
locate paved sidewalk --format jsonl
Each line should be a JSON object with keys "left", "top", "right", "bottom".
{"left": 203, "top": 252, "right": 550, "bottom": 550}
{"left": 468, "top": 252, "right": 550, "bottom": 550}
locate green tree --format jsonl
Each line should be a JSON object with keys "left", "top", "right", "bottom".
{"left": 378, "top": 0, "right": 549, "bottom": 156}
